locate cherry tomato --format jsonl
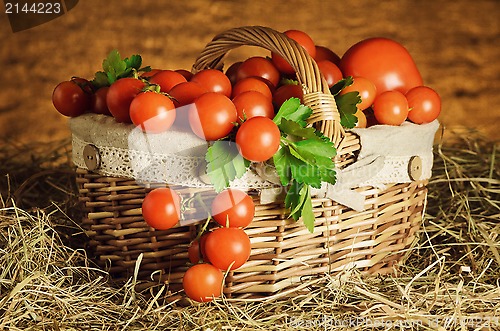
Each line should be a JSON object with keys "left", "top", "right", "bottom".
{"left": 71, "top": 77, "right": 94, "bottom": 94}
{"left": 272, "top": 84, "right": 303, "bottom": 109}
{"left": 52, "top": 80, "right": 91, "bottom": 117}
{"left": 189, "top": 92, "right": 237, "bottom": 141}
{"left": 272, "top": 30, "right": 316, "bottom": 75}
{"left": 149, "top": 70, "right": 187, "bottom": 92}
{"left": 225, "top": 61, "right": 242, "bottom": 86}
{"left": 188, "top": 240, "right": 200, "bottom": 264}
{"left": 168, "top": 82, "right": 208, "bottom": 128}
{"left": 211, "top": 189, "right": 255, "bottom": 228}
{"left": 191, "top": 69, "right": 232, "bottom": 98}
{"left": 182, "top": 263, "right": 223, "bottom": 302}
{"left": 231, "top": 77, "right": 273, "bottom": 100}
{"left": 236, "top": 117, "right": 281, "bottom": 162}
{"left": 141, "top": 188, "right": 181, "bottom": 230}
{"left": 91, "top": 87, "right": 111, "bottom": 115}
{"left": 317, "top": 60, "right": 343, "bottom": 88}
{"left": 175, "top": 69, "right": 193, "bottom": 81}
{"left": 106, "top": 78, "right": 145, "bottom": 123}
{"left": 130, "top": 92, "right": 176, "bottom": 133}
{"left": 372, "top": 90, "right": 409, "bottom": 126}
{"left": 354, "top": 108, "right": 367, "bottom": 128}
{"left": 340, "top": 38, "right": 423, "bottom": 96}
{"left": 204, "top": 227, "right": 251, "bottom": 271}
{"left": 236, "top": 56, "right": 280, "bottom": 87}
{"left": 340, "top": 77, "right": 377, "bottom": 111}
{"left": 168, "top": 82, "right": 208, "bottom": 108}
{"left": 232, "top": 91, "right": 274, "bottom": 123}
{"left": 406, "top": 86, "right": 441, "bottom": 124}
{"left": 140, "top": 69, "right": 162, "bottom": 78}
{"left": 315, "top": 45, "right": 341, "bottom": 66}
{"left": 188, "top": 233, "right": 211, "bottom": 264}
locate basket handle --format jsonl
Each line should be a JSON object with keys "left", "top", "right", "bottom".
{"left": 192, "top": 26, "right": 345, "bottom": 146}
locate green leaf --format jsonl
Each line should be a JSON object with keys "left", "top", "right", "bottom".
{"left": 299, "top": 185, "right": 315, "bottom": 233}
{"left": 336, "top": 91, "right": 360, "bottom": 129}
{"left": 294, "top": 139, "right": 336, "bottom": 167}
{"left": 91, "top": 71, "right": 109, "bottom": 88}
{"left": 125, "top": 54, "right": 142, "bottom": 70}
{"left": 284, "top": 181, "right": 315, "bottom": 233}
{"left": 330, "top": 76, "right": 354, "bottom": 96}
{"left": 278, "top": 119, "right": 319, "bottom": 140}
{"left": 273, "top": 147, "right": 293, "bottom": 186}
{"left": 205, "top": 140, "right": 250, "bottom": 192}
{"left": 284, "top": 180, "right": 303, "bottom": 218}
{"left": 273, "top": 98, "right": 312, "bottom": 128}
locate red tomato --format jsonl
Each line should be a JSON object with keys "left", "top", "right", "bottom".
{"left": 188, "top": 233, "right": 211, "bottom": 264}
{"left": 340, "top": 38, "right": 423, "bottom": 96}
{"left": 168, "top": 82, "right": 208, "bottom": 108}
{"left": 141, "top": 188, "right": 181, "bottom": 230}
{"left": 231, "top": 77, "right": 273, "bottom": 100}
{"left": 236, "top": 117, "right": 281, "bottom": 162}
{"left": 52, "top": 80, "right": 91, "bottom": 117}
{"left": 225, "top": 61, "right": 242, "bottom": 86}
{"left": 130, "top": 92, "right": 176, "bottom": 133}
{"left": 317, "top": 60, "right": 343, "bottom": 88}
{"left": 372, "top": 90, "right": 409, "bottom": 126}
{"left": 354, "top": 109, "right": 367, "bottom": 128}
{"left": 272, "top": 29, "right": 316, "bottom": 75}
{"left": 340, "top": 77, "right": 377, "bottom": 111}
{"left": 149, "top": 70, "right": 187, "bottom": 92}
{"left": 211, "top": 189, "right": 255, "bottom": 228}
{"left": 236, "top": 57, "right": 280, "bottom": 87}
{"left": 140, "top": 69, "right": 162, "bottom": 78}
{"left": 191, "top": 69, "right": 232, "bottom": 98}
{"left": 71, "top": 77, "right": 95, "bottom": 94}
{"left": 406, "top": 86, "right": 441, "bottom": 124}
{"left": 315, "top": 45, "right": 341, "bottom": 66}
{"left": 272, "top": 84, "right": 303, "bottom": 109}
{"left": 232, "top": 91, "right": 274, "bottom": 123}
{"left": 106, "top": 78, "right": 145, "bottom": 123}
{"left": 175, "top": 69, "right": 193, "bottom": 81}
{"left": 189, "top": 92, "right": 237, "bottom": 141}
{"left": 204, "top": 227, "right": 251, "bottom": 271}
{"left": 91, "top": 87, "right": 111, "bottom": 115}
{"left": 182, "top": 263, "right": 223, "bottom": 302}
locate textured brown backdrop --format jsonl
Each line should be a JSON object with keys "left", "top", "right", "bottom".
{"left": 1, "top": 0, "right": 499, "bottom": 145}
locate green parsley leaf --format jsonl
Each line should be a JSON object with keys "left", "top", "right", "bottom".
{"left": 336, "top": 91, "right": 360, "bottom": 129}
{"left": 284, "top": 181, "right": 315, "bottom": 233}
{"left": 273, "top": 98, "right": 312, "bottom": 128}
{"left": 124, "top": 54, "right": 142, "bottom": 70}
{"left": 278, "top": 119, "right": 319, "bottom": 140}
{"left": 91, "top": 71, "right": 109, "bottom": 88}
{"left": 205, "top": 140, "right": 250, "bottom": 192}
{"left": 330, "top": 76, "right": 354, "bottom": 96}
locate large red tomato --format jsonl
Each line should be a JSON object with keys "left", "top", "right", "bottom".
{"left": 340, "top": 38, "right": 423, "bottom": 96}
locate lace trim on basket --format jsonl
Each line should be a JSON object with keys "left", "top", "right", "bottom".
{"left": 72, "top": 134, "right": 275, "bottom": 189}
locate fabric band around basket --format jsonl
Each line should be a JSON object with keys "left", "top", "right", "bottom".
{"left": 70, "top": 114, "right": 439, "bottom": 211}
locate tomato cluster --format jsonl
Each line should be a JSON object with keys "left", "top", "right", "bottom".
{"left": 141, "top": 187, "right": 254, "bottom": 302}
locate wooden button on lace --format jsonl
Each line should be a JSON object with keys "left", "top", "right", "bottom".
{"left": 408, "top": 156, "right": 422, "bottom": 180}
{"left": 83, "top": 144, "right": 101, "bottom": 171}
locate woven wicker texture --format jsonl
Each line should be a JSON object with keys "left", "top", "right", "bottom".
{"left": 74, "top": 26, "right": 431, "bottom": 299}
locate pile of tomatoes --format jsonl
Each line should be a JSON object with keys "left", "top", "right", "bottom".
{"left": 141, "top": 187, "right": 255, "bottom": 302}
{"left": 53, "top": 28, "right": 442, "bottom": 302}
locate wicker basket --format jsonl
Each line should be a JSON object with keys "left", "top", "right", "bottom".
{"left": 73, "top": 26, "right": 434, "bottom": 299}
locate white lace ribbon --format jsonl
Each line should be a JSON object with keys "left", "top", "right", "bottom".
{"left": 70, "top": 114, "right": 439, "bottom": 211}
